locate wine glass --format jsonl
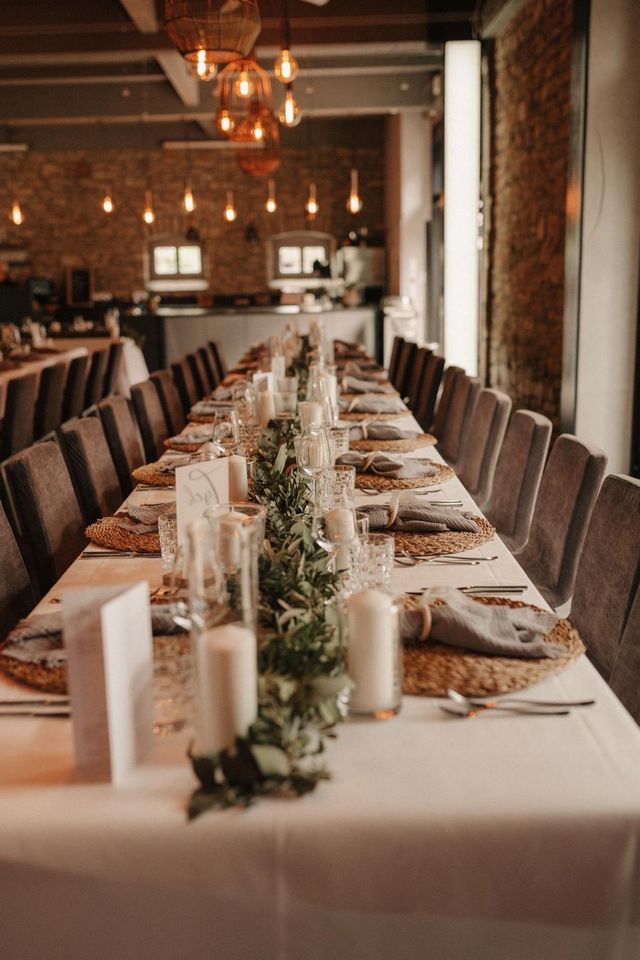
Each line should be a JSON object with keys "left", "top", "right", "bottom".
{"left": 212, "top": 408, "right": 240, "bottom": 448}
{"left": 294, "top": 425, "right": 332, "bottom": 520}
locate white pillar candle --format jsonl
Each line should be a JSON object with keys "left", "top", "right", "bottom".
{"left": 196, "top": 623, "right": 257, "bottom": 754}
{"left": 271, "top": 355, "right": 286, "bottom": 379}
{"left": 325, "top": 507, "right": 356, "bottom": 544}
{"left": 228, "top": 454, "right": 248, "bottom": 501}
{"left": 256, "top": 390, "right": 277, "bottom": 427}
{"left": 347, "top": 590, "right": 398, "bottom": 714}
{"left": 218, "top": 510, "right": 246, "bottom": 569}
{"left": 299, "top": 401, "right": 323, "bottom": 429}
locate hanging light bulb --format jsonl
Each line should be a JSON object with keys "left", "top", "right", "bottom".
{"left": 278, "top": 84, "right": 301, "bottom": 128}
{"left": 10, "top": 199, "right": 23, "bottom": 226}
{"left": 217, "top": 109, "right": 235, "bottom": 135}
{"left": 265, "top": 178, "right": 277, "bottom": 213}
{"left": 187, "top": 49, "right": 218, "bottom": 82}
{"left": 143, "top": 189, "right": 155, "bottom": 224}
{"left": 252, "top": 116, "right": 264, "bottom": 142}
{"left": 346, "top": 168, "right": 363, "bottom": 214}
{"left": 234, "top": 69, "right": 254, "bottom": 99}
{"left": 274, "top": 48, "right": 298, "bottom": 83}
{"left": 102, "top": 191, "right": 114, "bottom": 214}
{"left": 223, "top": 190, "right": 237, "bottom": 223}
{"left": 305, "top": 182, "right": 319, "bottom": 221}
{"left": 184, "top": 181, "right": 195, "bottom": 213}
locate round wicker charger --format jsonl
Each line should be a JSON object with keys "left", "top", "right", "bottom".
{"left": 402, "top": 596, "right": 585, "bottom": 697}
{"left": 350, "top": 432, "right": 437, "bottom": 453}
{"left": 85, "top": 516, "right": 161, "bottom": 553}
{"left": 392, "top": 515, "right": 495, "bottom": 556}
{"left": 132, "top": 463, "right": 176, "bottom": 488}
{"left": 355, "top": 459, "right": 454, "bottom": 490}
{"left": 164, "top": 438, "right": 201, "bottom": 452}
{"left": 340, "top": 410, "right": 412, "bottom": 422}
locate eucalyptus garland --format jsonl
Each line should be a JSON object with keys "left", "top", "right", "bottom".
{"left": 188, "top": 417, "right": 348, "bottom": 819}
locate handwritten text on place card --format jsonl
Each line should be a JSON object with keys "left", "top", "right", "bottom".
{"left": 176, "top": 457, "right": 229, "bottom": 543}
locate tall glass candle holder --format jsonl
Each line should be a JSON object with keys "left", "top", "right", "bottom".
{"left": 204, "top": 503, "right": 266, "bottom": 633}
{"left": 346, "top": 590, "right": 403, "bottom": 719}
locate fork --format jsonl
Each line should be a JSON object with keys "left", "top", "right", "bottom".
{"left": 440, "top": 703, "right": 570, "bottom": 719}
{"left": 447, "top": 688, "right": 595, "bottom": 710}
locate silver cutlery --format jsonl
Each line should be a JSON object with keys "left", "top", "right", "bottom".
{"left": 0, "top": 697, "right": 70, "bottom": 707}
{"left": 81, "top": 550, "right": 135, "bottom": 558}
{"left": 440, "top": 703, "right": 570, "bottom": 718}
{"left": 0, "top": 707, "right": 71, "bottom": 718}
{"left": 395, "top": 556, "right": 481, "bottom": 567}
{"left": 447, "top": 688, "right": 595, "bottom": 710}
{"left": 406, "top": 585, "right": 527, "bottom": 596}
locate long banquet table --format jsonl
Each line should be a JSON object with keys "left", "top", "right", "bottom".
{"left": 1, "top": 382, "right": 640, "bottom": 960}
{"left": 0, "top": 344, "right": 87, "bottom": 418}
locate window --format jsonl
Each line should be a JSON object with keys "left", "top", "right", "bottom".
{"left": 268, "top": 231, "right": 335, "bottom": 288}
{"left": 146, "top": 235, "right": 208, "bottom": 292}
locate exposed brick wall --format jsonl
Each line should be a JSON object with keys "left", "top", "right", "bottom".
{"left": 487, "top": 0, "right": 574, "bottom": 427}
{"left": 0, "top": 145, "right": 384, "bottom": 298}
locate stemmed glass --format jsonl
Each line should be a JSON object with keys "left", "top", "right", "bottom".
{"left": 294, "top": 425, "right": 332, "bottom": 521}
{"left": 212, "top": 408, "right": 240, "bottom": 448}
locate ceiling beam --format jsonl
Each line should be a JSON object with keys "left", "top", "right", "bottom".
{"left": 118, "top": 0, "right": 159, "bottom": 34}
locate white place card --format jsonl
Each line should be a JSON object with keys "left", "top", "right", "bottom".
{"left": 175, "top": 456, "right": 229, "bottom": 543}
{"left": 63, "top": 581, "right": 154, "bottom": 785}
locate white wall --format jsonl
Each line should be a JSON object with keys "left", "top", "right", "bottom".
{"left": 575, "top": 0, "right": 640, "bottom": 473}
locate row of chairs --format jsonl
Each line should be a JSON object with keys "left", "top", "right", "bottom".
{"left": 0, "top": 339, "right": 227, "bottom": 639}
{"left": 0, "top": 342, "right": 123, "bottom": 462}
{"left": 388, "top": 335, "right": 639, "bottom": 722}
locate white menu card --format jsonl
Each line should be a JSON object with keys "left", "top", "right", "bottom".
{"left": 175, "top": 457, "right": 229, "bottom": 543}
{"left": 63, "top": 581, "right": 154, "bottom": 785}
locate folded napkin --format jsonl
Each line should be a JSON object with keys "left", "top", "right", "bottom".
{"left": 349, "top": 422, "right": 419, "bottom": 441}
{"left": 127, "top": 502, "right": 174, "bottom": 525}
{"left": 357, "top": 501, "right": 479, "bottom": 534}
{"left": 339, "top": 395, "right": 406, "bottom": 415}
{"left": 190, "top": 399, "right": 234, "bottom": 416}
{"left": 156, "top": 455, "right": 192, "bottom": 475}
{"left": 342, "top": 361, "right": 386, "bottom": 379}
{"left": 341, "top": 375, "right": 389, "bottom": 395}
{"left": 112, "top": 515, "right": 158, "bottom": 535}
{"left": 168, "top": 429, "right": 213, "bottom": 446}
{"left": 400, "top": 587, "right": 563, "bottom": 659}
{"left": 337, "top": 452, "right": 435, "bottom": 480}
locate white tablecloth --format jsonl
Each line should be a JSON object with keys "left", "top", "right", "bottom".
{"left": 1, "top": 417, "right": 639, "bottom": 960}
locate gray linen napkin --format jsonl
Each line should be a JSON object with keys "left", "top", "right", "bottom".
{"left": 342, "top": 375, "right": 389, "bottom": 395}
{"left": 348, "top": 422, "right": 419, "bottom": 441}
{"left": 112, "top": 515, "right": 158, "bottom": 535}
{"left": 127, "top": 502, "right": 174, "bottom": 525}
{"left": 337, "top": 451, "right": 436, "bottom": 480}
{"left": 168, "top": 429, "right": 213, "bottom": 446}
{"left": 190, "top": 399, "right": 234, "bottom": 416}
{"left": 407, "top": 587, "right": 564, "bottom": 659}
{"left": 357, "top": 502, "right": 479, "bottom": 534}
{"left": 343, "top": 361, "right": 386, "bottom": 379}
{"left": 339, "top": 395, "right": 406, "bottom": 415}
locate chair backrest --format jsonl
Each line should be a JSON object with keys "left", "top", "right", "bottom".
{"left": 406, "top": 346, "right": 431, "bottom": 412}
{"left": 0, "top": 500, "right": 35, "bottom": 638}
{"left": 131, "top": 380, "right": 170, "bottom": 461}
{"left": 388, "top": 336, "right": 404, "bottom": 386}
{"left": 483, "top": 410, "right": 552, "bottom": 552}
{"left": 518, "top": 434, "right": 607, "bottom": 609}
{"left": 0, "top": 372, "right": 38, "bottom": 460}
{"left": 62, "top": 353, "right": 90, "bottom": 421}
{"left": 150, "top": 369, "right": 185, "bottom": 435}
{"left": 3, "top": 440, "right": 86, "bottom": 597}
{"left": 171, "top": 358, "right": 199, "bottom": 414}
{"left": 430, "top": 365, "right": 464, "bottom": 439}
{"left": 208, "top": 340, "right": 227, "bottom": 381}
{"left": 61, "top": 417, "right": 123, "bottom": 524}
{"left": 610, "top": 586, "right": 640, "bottom": 724}
{"left": 457, "top": 388, "right": 512, "bottom": 505}
{"left": 198, "top": 345, "right": 219, "bottom": 393}
{"left": 414, "top": 353, "right": 445, "bottom": 430}
{"left": 437, "top": 373, "right": 479, "bottom": 466}
{"left": 394, "top": 341, "right": 418, "bottom": 396}
{"left": 570, "top": 475, "right": 640, "bottom": 694}
{"left": 97, "top": 396, "right": 145, "bottom": 496}
{"left": 102, "top": 341, "right": 124, "bottom": 398}
{"left": 33, "top": 362, "right": 67, "bottom": 439}
{"left": 187, "top": 351, "right": 209, "bottom": 399}
{"left": 83, "top": 348, "right": 109, "bottom": 410}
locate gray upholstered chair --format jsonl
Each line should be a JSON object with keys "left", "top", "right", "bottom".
{"left": 0, "top": 500, "right": 35, "bottom": 638}
{"left": 208, "top": 340, "right": 227, "bottom": 381}
{"left": 171, "top": 358, "right": 200, "bottom": 414}
{"left": 102, "top": 341, "right": 124, "bottom": 398}
{"left": 456, "top": 388, "right": 512, "bottom": 506}
{"left": 198, "top": 345, "right": 220, "bottom": 393}
{"left": 187, "top": 351, "right": 209, "bottom": 399}
{"left": 0, "top": 372, "right": 38, "bottom": 459}
{"left": 61, "top": 417, "right": 123, "bottom": 524}
{"left": 415, "top": 353, "right": 444, "bottom": 431}
{"left": 388, "top": 336, "right": 404, "bottom": 386}
{"left": 406, "top": 346, "right": 431, "bottom": 412}
{"left": 33, "top": 361, "right": 67, "bottom": 439}
{"left": 62, "top": 353, "right": 89, "bottom": 421}
{"left": 3, "top": 441, "right": 86, "bottom": 597}
{"left": 393, "top": 340, "right": 417, "bottom": 397}
{"left": 150, "top": 369, "right": 186, "bottom": 435}
{"left": 437, "top": 374, "right": 480, "bottom": 468}
{"left": 430, "top": 365, "right": 465, "bottom": 440}
{"left": 569, "top": 475, "right": 640, "bottom": 723}
{"left": 517, "top": 434, "right": 607, "bottom": 609}
{"left": 97, "top": 395, "right": 145, "bottom": 496}
{"left": 483, "top": 410, "right": 552, "bottom": 552}
{"left": 131, "top": 380, "right": 170, "bottom": 461}
{"left": 83, "top": 347, "right": 109, "bottom": 410}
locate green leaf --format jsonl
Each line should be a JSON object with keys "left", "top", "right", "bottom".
{"left": 250, "top": 744, "right": 290, "bottom": 778}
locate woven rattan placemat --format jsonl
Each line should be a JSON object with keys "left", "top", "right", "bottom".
{"left": 85, "top": 516, "right": 161, "bottom": 553}
{"left": 391, "top": 515, "right": 495, "bottom": 555}
{"left": 350, "top": 433, "right": 436, "bottom": 453}
{"left": 402, "top": 597, "right": 585, "bottom": 697}
{"left": 340, "top": 410, "right": 413, "bottom": 422}
{"left": 164, "top": 438, "right": 202, "bottom": 452}
{"left": 355, "top": 459, "right": 454, "bottom": 490}
{"left": 132, "top": 464, "right": 176, "bottom": 487}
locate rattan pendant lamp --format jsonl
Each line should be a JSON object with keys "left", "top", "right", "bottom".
{"left": 164, "top": 0, "right": 261, "bottom": 75}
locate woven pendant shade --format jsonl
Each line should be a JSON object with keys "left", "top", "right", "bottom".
{"left": 235, "top": 108, "right": 281, "bottom": 176}
{"left": 216, "top": 57, "right": 273, "bottom": 139}
{"left": 164, "top": 0, "right": 261, "bottom": 66}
